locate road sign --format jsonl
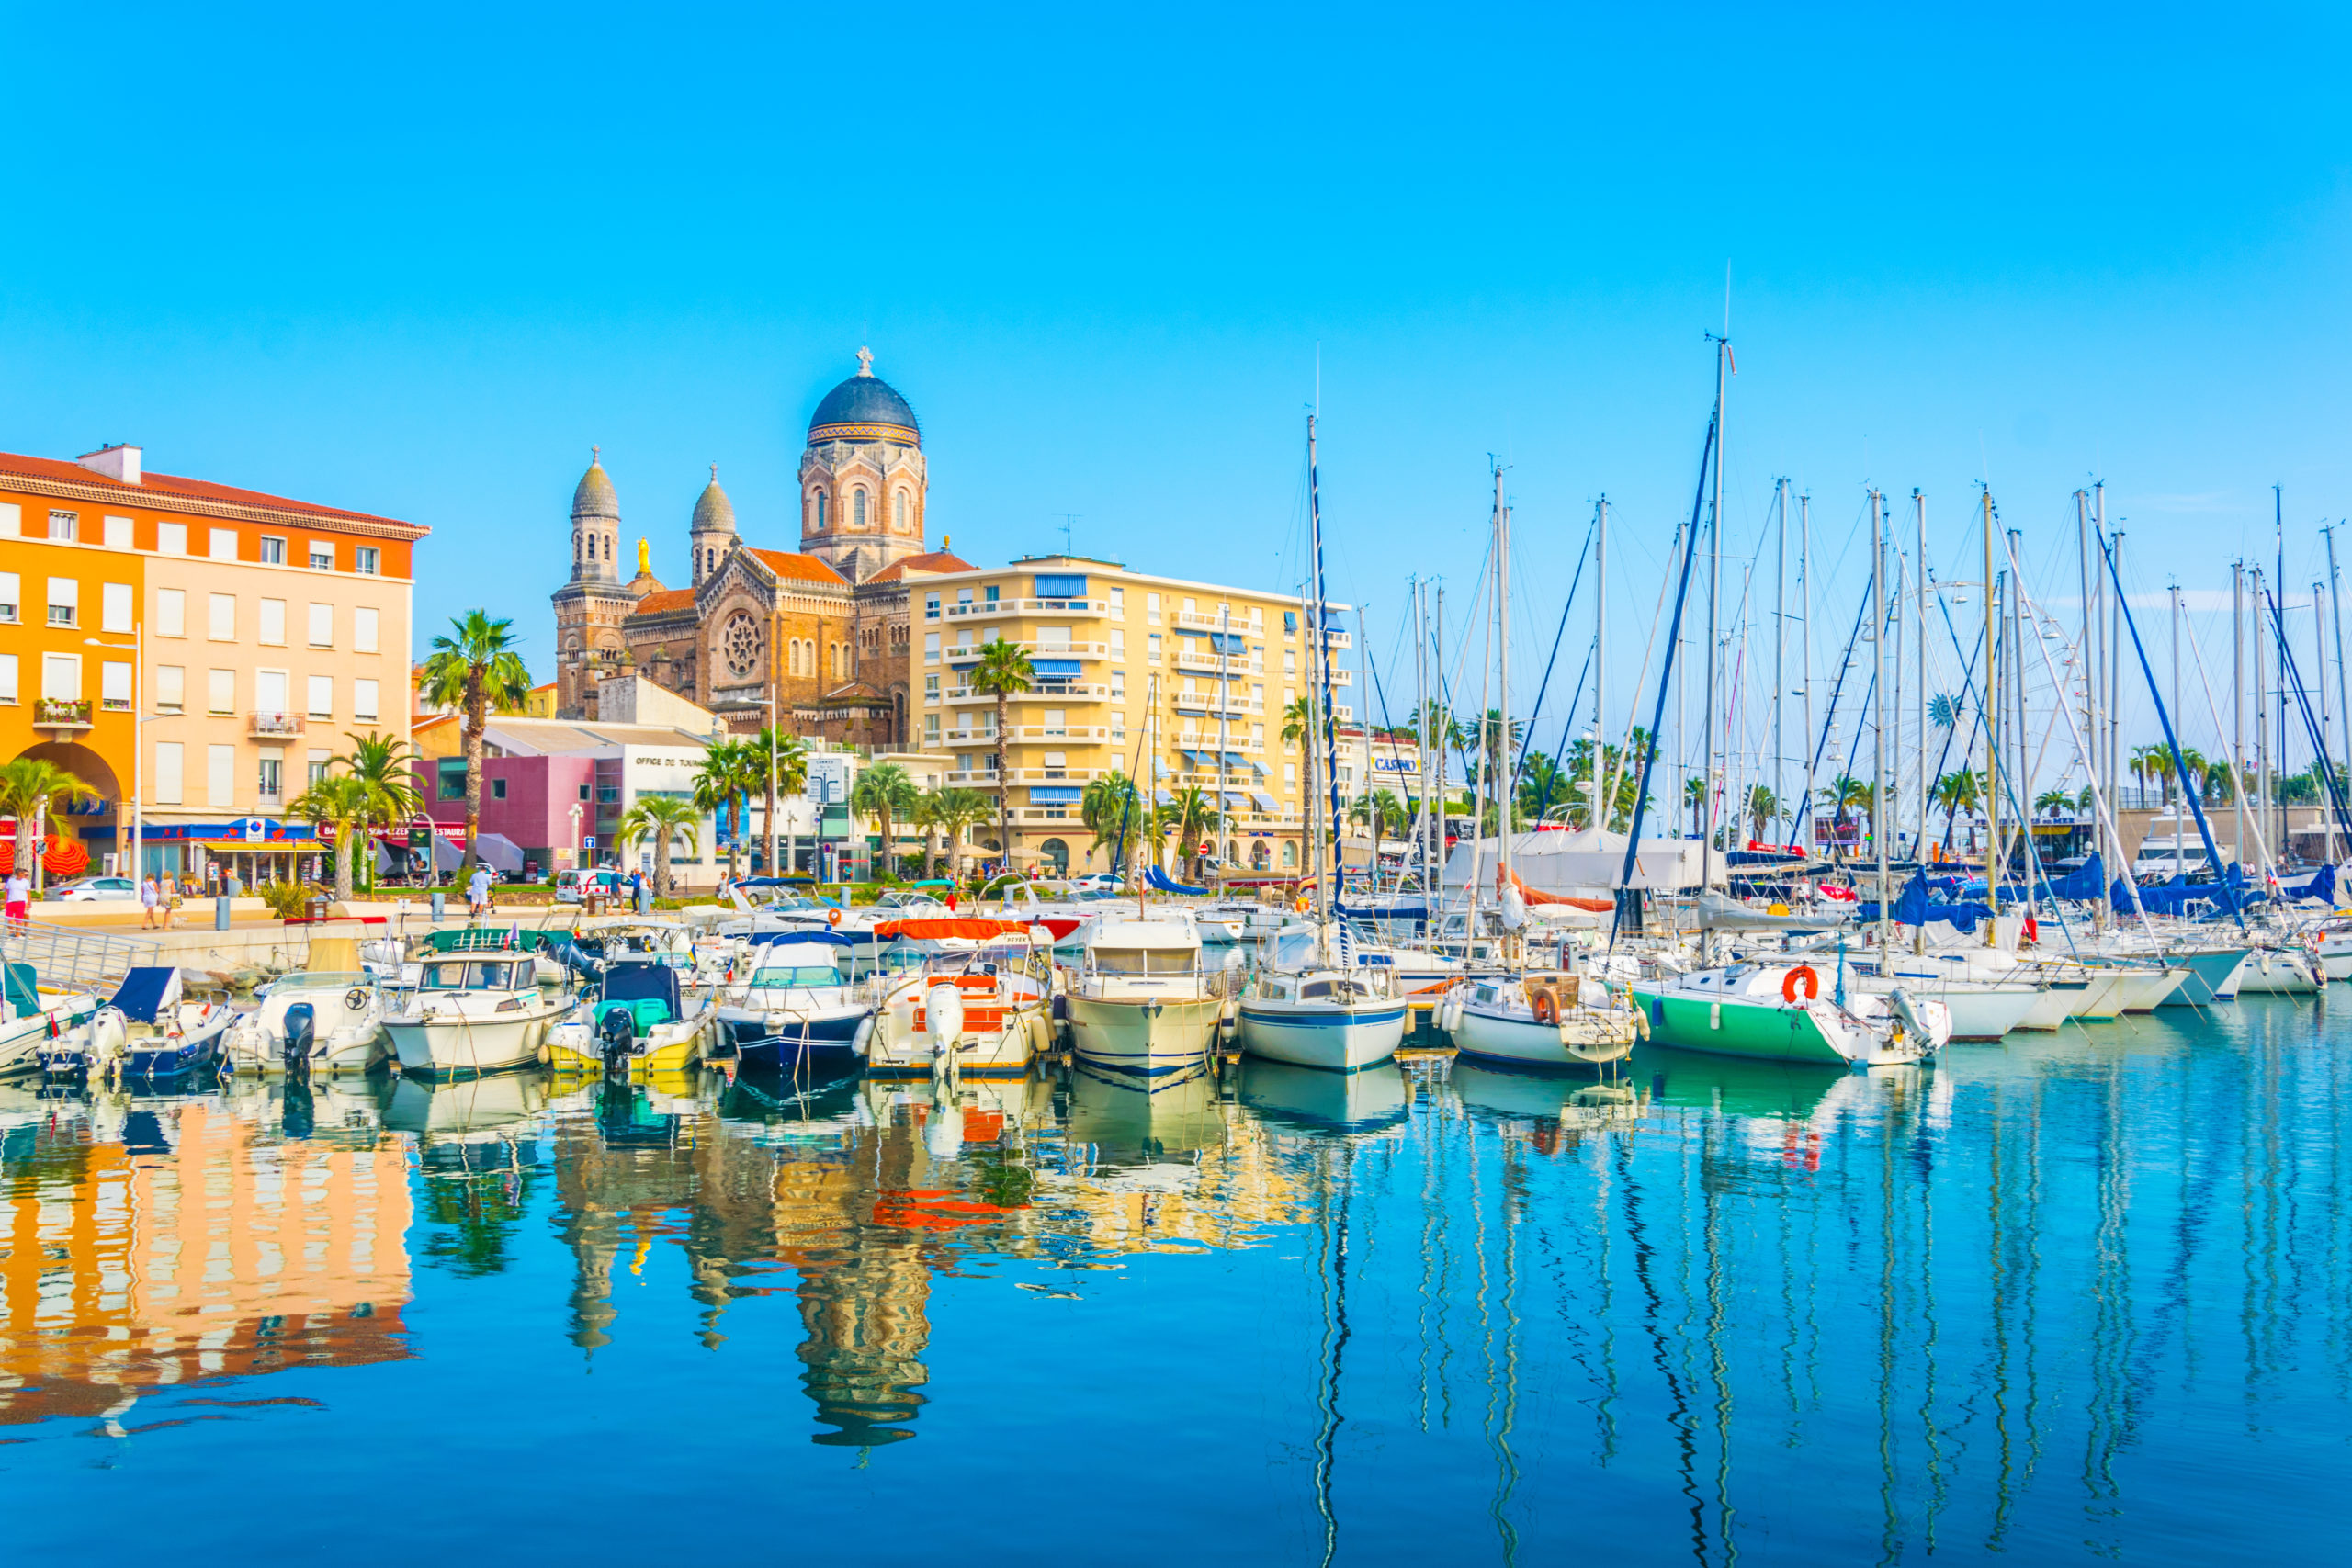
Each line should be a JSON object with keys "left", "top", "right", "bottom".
{"left": 583, "top": 835, "right": 597, "bottom": 851}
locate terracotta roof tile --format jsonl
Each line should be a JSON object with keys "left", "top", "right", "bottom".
{"left": 864, "top": 548, "right": 975, "bottom": 584}
{"left": 0, "top": 449, "right": 422, "bottom": 531}
{"left": 746, "top": 547, "right": 848, "bottom": 586}
{"left": 632, "top": 588, "right": 696, "bottom": 615}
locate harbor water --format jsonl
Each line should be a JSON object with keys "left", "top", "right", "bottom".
{"left": 2, "top": 1000, "right": 2346, "bottom": 1564}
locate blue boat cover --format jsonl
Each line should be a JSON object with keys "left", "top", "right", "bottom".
{"left": 749, "top": 928, "right": 857, "bottom": 948}
{"left": 2044, "top": 853, "right": 2106, "bottom": 901}
{"left": 602, "top": 960, "right": 682, "bottom": 1013}
{"left": 111, "top": 966, "right": 178, "bottom": 1023}
{"left": 1147, "top": 864, "right": 1209, "bottom": 896}
{"left": 1860, "top": 872, "right": 1992, "bottom": 933}
{"left": 2279, "top": 863, "right": 2335, "bottom": 904}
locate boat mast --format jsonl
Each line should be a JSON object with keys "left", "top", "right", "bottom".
{"left": 2234, "top": 559, "right": 2246, "bottom": 879}
{"left": 2319, "top": 574, "right": 2335, "bottom": 863}
{"left": 1800, "top": 491, "right": 1814, "bottom": 859}
{"left": 1981, "top": 489, "right": 2000, "bottom": 935}
{"left": 1433, "top": 584, "right": 1446, "bottom": 918}
{"left": 1702, "top": 333, "right": 1729, "bottom": 895}
{"left": 1914, "top": 491, "right": 1927, "bottom": 868}
{"left": 2255, "top": 561, "right": 2271, "bottom": 876}
{"left": 1871, "top": 489, "right": 1889, "bottom": 949}
{"left": 2009, "top": 525, "right": 2030, "bottom": 909}
{"left": 2330, "top": 522, "right": 2350, "bottom": 858}
{"left": 1216, "top": 603, "right": 1231, "bottom": 886}
{"left": 1307, "top": 412, "right": 1335, "bottom": 924}
{"left": 1772, "top": 480, "right": 1785, "bottom": 850}
{"left": 2077, "top": 489, "right": 2104, "bottom": 927}
{"left": 1494, "top": 463, "right": 1514, "bottom": 920}
{"left": 2173, "top": 583, "right": 2186, "bottom": 876}
{"left": 1596, "top": 497, "right": 1610, "bottom": 836}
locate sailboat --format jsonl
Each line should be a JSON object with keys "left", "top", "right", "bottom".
{"left": 1238, "top": 412, "right": 1408, "bottom": 1074}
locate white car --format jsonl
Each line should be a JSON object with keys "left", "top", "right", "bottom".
{"left": 48, "top": 875, "right": 140, "bottom": 902}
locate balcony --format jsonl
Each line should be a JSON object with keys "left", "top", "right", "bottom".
{"left": 1173, "top": 609, "right": 1261, "bottom": 635}
{"left": 944, "top": 769, "right": 1001, "bottom": 787}
{"left": 249, "top": 711, "right": 306, "bottom": 739}
{"left": 1318, "top": 628, "right": 1353, "bottom": 650}
{"left": 1172, "top": 649, "right": 1263, "bottom": 676}
{"left": 1170, "top": 692, "right": 1265, "bottom": 717}
{"left": 33, "top": 698, "right": 93, "bottom": 729}
{"left": 944, "top": 682, "right": 1113, "bottom": 705}
{"left": 1003, "top": 724, "right": 1112, "bottom": 742}
{"left": 943, "top": 596, "right": 1111, "bottom": 621}
{"left": 944, "top": 639, "right": 1114, "bottom": 664}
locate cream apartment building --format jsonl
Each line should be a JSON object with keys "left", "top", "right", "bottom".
{"left": 911, "top": 554, "right": 1356, "bottom": 875}
{"left": 0, "top": 444, "right": 423, "bottom": 886}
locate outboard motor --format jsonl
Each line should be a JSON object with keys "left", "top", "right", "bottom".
{"left": 597, "top": 1003, "right": 638, "bottom": 1082}
{"left": 281, "top": 1002, "right": 316, "bottom": 1081}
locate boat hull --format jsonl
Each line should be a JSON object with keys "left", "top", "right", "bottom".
{"left": 1449, "top": 1001, "right": 1636, "bottom": 1067}
{"left": 730, "top": 1006, "right": 869, "bottom": 1068}
{"left": 2235, "top": 948, "right": 2322, "bottom": 993}
{"left": 1627, "top": 982, "right": 1941, "bottom": 1068}
{"left": 2157, "top": 948, "right": 2252, "bottom": 1006}
{"left": 385, "top": 1006, "right": 560, "bottom": 1077}
{"left": 1852, "top": 976, "right": 2041, "bottom": 1042}
{"left": 1067, "top": 993, "right": 1224, "bottom": 1074}
{"left": 1238, "top": 1000, "right": 1407, "bottom": 1071}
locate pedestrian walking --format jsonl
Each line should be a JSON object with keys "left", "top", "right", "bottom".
{"left": 140, "top": 874, "right": 161, "bottom": 930}
{"left": 4, "top": 868, "right": 28, "bottom": 934}
{"left": 467, "top": 864, "right": 493, "bottom": 919}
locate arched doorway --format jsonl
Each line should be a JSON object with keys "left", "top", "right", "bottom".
{"left": 1038, "top": 838, "right": 1069, "bottom": 874}
{"left": 1280, "top": 841, "right": 1298, "bottom": 870}
{"left": 1250, "top": 840, "right": 1272, "bottom": 870}
{"left": 9, "top": 739, "right": 122, "bottom": 874}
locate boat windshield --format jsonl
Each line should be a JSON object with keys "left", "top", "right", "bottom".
{"left": 278, "top": 970, "right": 372, "bottom": 989}
{"left": 420, "top": 960, "right": 522, "bottom": 990}
{"left": 748, "top": 964, "right": 842, "bottom": 989}
{"left": 1093, "top": 948, "right": 1196, "bottom": 976}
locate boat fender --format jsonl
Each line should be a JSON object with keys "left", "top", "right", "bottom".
{"left": 1632, "top": 1006, "right": 1649, "bottom": 1042}
{"left": 1295, "top": 897, "right": 1310, "bottom": 914}
{"left": 852, "top": 1013, "right": 876, "bottom": 1059}
{"left": 282, "top": 1002, "right": 316, "bottom": 1079}
{"left": 1781, "top": 964, "right": 1822, "bottom": 1004}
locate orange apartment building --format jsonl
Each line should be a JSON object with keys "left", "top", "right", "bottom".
{"left": 0, "top": 445, "right": 426, "bottom": 885}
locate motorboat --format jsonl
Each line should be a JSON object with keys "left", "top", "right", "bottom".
{"left": 381, "top": 944, "right": 571, "bottom": 1078}
{"left": 224, "top": 932, "right": 390, "bottom": 1075}
{"left": 1439, "top": 969, "right": 1642, "bottom": 1068}
{"left": 1625, "top": 958, "right": 1951, "bottom": 1067}
{"left": 713, "top": 931, "right": 875, "bottom": 1069}
{"left": 1064, "top": 910, "right": 1231, "bottom": 1074}
{"left": 545, "top": 958, "right": 718, "bottom": 1078}
{"left": 865, "top": 918, "right": 1056, "bottom": 1078}
{"left": 0, "top": 959, "right": 100, "bottom": 1077}
{"left": 47, "top": 967, "right": 235, "bottom": 1082}
{"left": 1238, "top": 929, "right": 1408, "bottom": 1072}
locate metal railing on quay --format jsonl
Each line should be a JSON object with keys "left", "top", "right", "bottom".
{"left": 1, "top": 919, "right": 163, "bottom": 994}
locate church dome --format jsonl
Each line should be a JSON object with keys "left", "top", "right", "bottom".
{"left": 572, "top": 449, "right": 619, "bottom": 520}
{"left": 808, "top": 349, "right": 920, "bottom": 446}
{"left": 691, "top": 468, "right": 735, "bottom": 534}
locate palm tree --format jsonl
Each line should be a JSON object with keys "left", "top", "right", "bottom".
{"left": 1684, "top": 775, "right": 1709, "bottom": 837}
{"left": 1352, "top": 788, "right": 1408, "bottom": 840}
{"left": 334, "top": 731, "right": 422, "bottom": 891}
{"left": 1747, "top": 784, "right": 1779, "bottom": 843}
{"left": 288, "top": 773, "right": 372, "bottom": 902}
{"left": 1082, "top": 770, "right": 1145, "bottom": 874}
{"left": 1516, "top": 754, "right": 1568, "bottom": 821}
{"left": 693, "top": 738, "right": 762, "bottom": 881}
{"left": 0, "top": 758, "right": 97, "bottom": 882}
{"left": 1834, "top": 776, "right": 1877, "bottom": 846}
{"left": 1933, "top": 768, "right": 1982, "bottom": 818}
{"left": 910, "top": 787, "right": 947, "bottom": 877}
{"left": 2130, "top": 743, "right": 2175, "bottom": 806}
{"left": 749, "top": 727, "right": 808, "bottom": 876}
{"left": 933, "top": 787, "right": 993, "bottom": 878}
{"left": 416, "top": 610, "right": 532, "bottom": 878}
{"left": 2034, "top": 787, "right": 2076, "bottom": 818}
{"left": 616, "top": 795, "right": 699, "bottom": 898}
{"left": 1280, "top": 694, "right": 1315, "bottom": 748}
{"left": 1163, "top": 785, "right": 1220, "bottom": 883}
{"left": 851, "top": 761, "right": 920, "bottom": 878}
{"left": 968, "top": 640, "right": 1034, "bottom": 870}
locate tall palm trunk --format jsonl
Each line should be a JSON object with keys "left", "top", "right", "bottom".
{"left": 993, "top": 693, "right": 1011, "bottom": 872}
{"left": 656, "top": 834, "right": 673, "bottom": 897}
{"left": 334, "top": 820, "right": 356, "bottom": 903}
{"left": 459, "top": 674, "right": 487, "bottom": 879}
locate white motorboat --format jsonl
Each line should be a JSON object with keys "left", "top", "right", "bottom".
{"left": 382, "top": 948, "right": 571, "bottom": 1077}
{"left": 48, "top": 967, "right": 235, "bottom": 1081}
{"left": 0, "top": 960, "right": 100, "bottom": 1077}
{"left": 865, "top": 919, "right": 1056, "bottom": 1078}
{"left": 1441, "top": 971, "right": 1641, "bottom": 1068}
{"left": 1238, "top": 928, "right": 1407, "bottom": 1072}
{"left": 1064, "top": 911, "right": 1231, "bottom": 1074}
{"left": 545, "top": 957, "right": 718, "bottom": 1079}
{"left": 1848, "top": 962, "right": 2045, "bottom": 1042}
{"left": 224, "top": 932, "right": 389, "bottom": 1075}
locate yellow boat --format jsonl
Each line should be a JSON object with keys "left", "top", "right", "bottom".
{"left": 544, "top": 959, "right": 715, "bottom": 1079}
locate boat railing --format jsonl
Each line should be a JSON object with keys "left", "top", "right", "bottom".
{"left": 1, "top": 919, "right": 162, "bottom": 996}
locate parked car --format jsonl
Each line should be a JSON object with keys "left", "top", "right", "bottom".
{"left": 47, "top": 874, "right": 141, "bottom": 902}
{"left": 554, "top": 868, "right": 627, "bottom": 904}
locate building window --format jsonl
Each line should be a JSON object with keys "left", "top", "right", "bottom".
{"left": 437, "top": 759, "right": 468, "bottom": 800}
{"left": 260, "top": 535, "right": 287, "bottom": 564}
{"left": 104, "top": 515, "right": 131, "bottom": 548}
{"left": 1148, "top": 634, "right": 1161, "bottom": 662}
{"left": 1284, "top": 650, "right": 1296, "bottom": 675}
{"left": 1147, "top": 592, "right": 1161, "bottom": 625}
{"left": 155, "top": 665, "right": 185, "bottom": 713}
{"left": 985, "top": 585, "right": 1000, "bottom": 605}
{"left": 895, "top": 491, "right": 909, "bottom": 530}
{"left": 1110, "top": 629, "right": 1125, "bottom": 659}
{"left": 101, "top": 661, "right": 131, "bottom": 711}
{"left": 208, "top": 668, "right": 235, "bottom": 714}
{"left": 308, "top": 674, "right": 334, "bottom": 718}
{"left": 354, "top": 679, "right": 379, "bottom": 722}
{"left": 257, "top": 754, "right": 283, "bottom": 800}
{"left": 41, "top": 652, "right": 81, "bottom": 701}
{"left": 925, "top": 594, "right": 941, "bottom": 620}
{"left": 854, "top": 489, "right": 867, "bottom": 528}
{"left": 924, "top": 632, "right": 940, "bottom": 661}
{"left": 579, "top": 784, "right": 592, "bottom": 801}
{"left": 209, "top": 527, "right": 238, "bottom": 560}
{"left": 1111, "top": 671, "right": 1125, "bottom": 698}
{"left": 924, "top": 714, "right": 940, "bottom": 743}
{"left": 355, "top": 606, "right": 379, "bottom": 653}
{"left": 924, "top": 674, "right": 940, "bottom": 703}
{"left": 310, "top": 603, "right": 333, "bottom": 646}
{"left": 158, "top": 522, "right": 187, "bottom": 556}
{"left": 45, "top": 577, "right": 77, "bottom": 626}
{"left": 1283, "top": 611, "right": 1298, "bottom": 634}
{"left": 48, "top": 510, "right": 77, "bottom": 542}
{"left": 209, "top": 593, "right": 235, "bottom": 640}
{"left": 0, "top": 572, "right": 17, "bottom": 625}
{"left": 815, "top": 492, "right": 828, "bottom": 529}
{"left": 102, "top": 582, "right": 132, "bottom": 634}
{"left": 355, "top": 547, "right": 379, "bottom": 575}
{"left": 156, "top": 587, "right": 184, "bottom": 637}
{"left": 491, "top": 778, "right": 508, "bottom": 800}
{"left": 309, "top": 750, "right": 331, "bottom": 787}
{"left": 596, "top": 784, "right": 620, "bottom": 805}
{"left": 258, "top": 598, "right": 287, "bottom": 645}
{"left": 310, "top": 539, "right": 334, "bottom": 570}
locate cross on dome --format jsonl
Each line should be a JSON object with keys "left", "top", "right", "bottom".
{"left": 856, "top": 345, "right": 874, "bottom": 377}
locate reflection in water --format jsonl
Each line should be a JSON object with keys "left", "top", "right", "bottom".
{"left": 3, "top": 1004, "right": 2348, "bottom": 1562}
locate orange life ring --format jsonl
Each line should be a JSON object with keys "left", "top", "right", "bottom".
{"left": 1294, "top": 896, "right": 1310, "bottom": 914}
{"left": 1781, "top": 964, "right": 1821, "bottom": 1004}
{"left": 1531, "top": 987, "right": 1559, "bottom": 1025}
{"left": 827, "top": 908, "right": 844, "bottom": 927}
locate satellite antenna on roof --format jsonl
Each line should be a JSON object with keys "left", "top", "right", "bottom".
{"left": 1063, "top": 514, "right": 1080, "bottom": 557}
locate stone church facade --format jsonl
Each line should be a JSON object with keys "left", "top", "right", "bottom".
{"left": 550, "top": 352, "right": 969, "bottom": 745}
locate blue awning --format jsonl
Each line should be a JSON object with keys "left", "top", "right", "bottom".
{"left": 1250, "top": 792, "right": 1280, "bottom": 811}
{"left": 1029, "top": 786, "right": 1083, "bottom": 805}
{"left": 1223, "top": 751, "right": 1261, "bottom": 773}
{"left": 1034, "top": 573, "right": 1088, "bottom": 598}
{"left": 1155, "top": 790, "right": 1176, "bottom": 807}
{"left": 1031, "top": 658, "right": 1083, "bottom": 677}
{"left": 1223, "top": 792, "right": 1250, "bottom": 810}
{"left": 1207, "top": 632, "right": 1250, "bottom": 652}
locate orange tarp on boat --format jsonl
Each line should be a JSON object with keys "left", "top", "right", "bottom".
{"left": 871, "top": 917, "right": 1040, "bottom": 940}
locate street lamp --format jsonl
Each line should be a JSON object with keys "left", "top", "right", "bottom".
{"left": 568, "top": 801, "right": 583, "bottom": 868}
{"left": 85, "top": 622, "right": 142, "bottom": 885}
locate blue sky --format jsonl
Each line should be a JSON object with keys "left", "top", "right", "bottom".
{"left": 5, "top": 1, "right": 2348, "bottom": 766}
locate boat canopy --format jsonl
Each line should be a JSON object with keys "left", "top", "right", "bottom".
{"left": 871, "top": 917, "right": 1042, "bottom": 941}
{"left": 111, "top": 966, "right": 181, "bottom": 1023}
